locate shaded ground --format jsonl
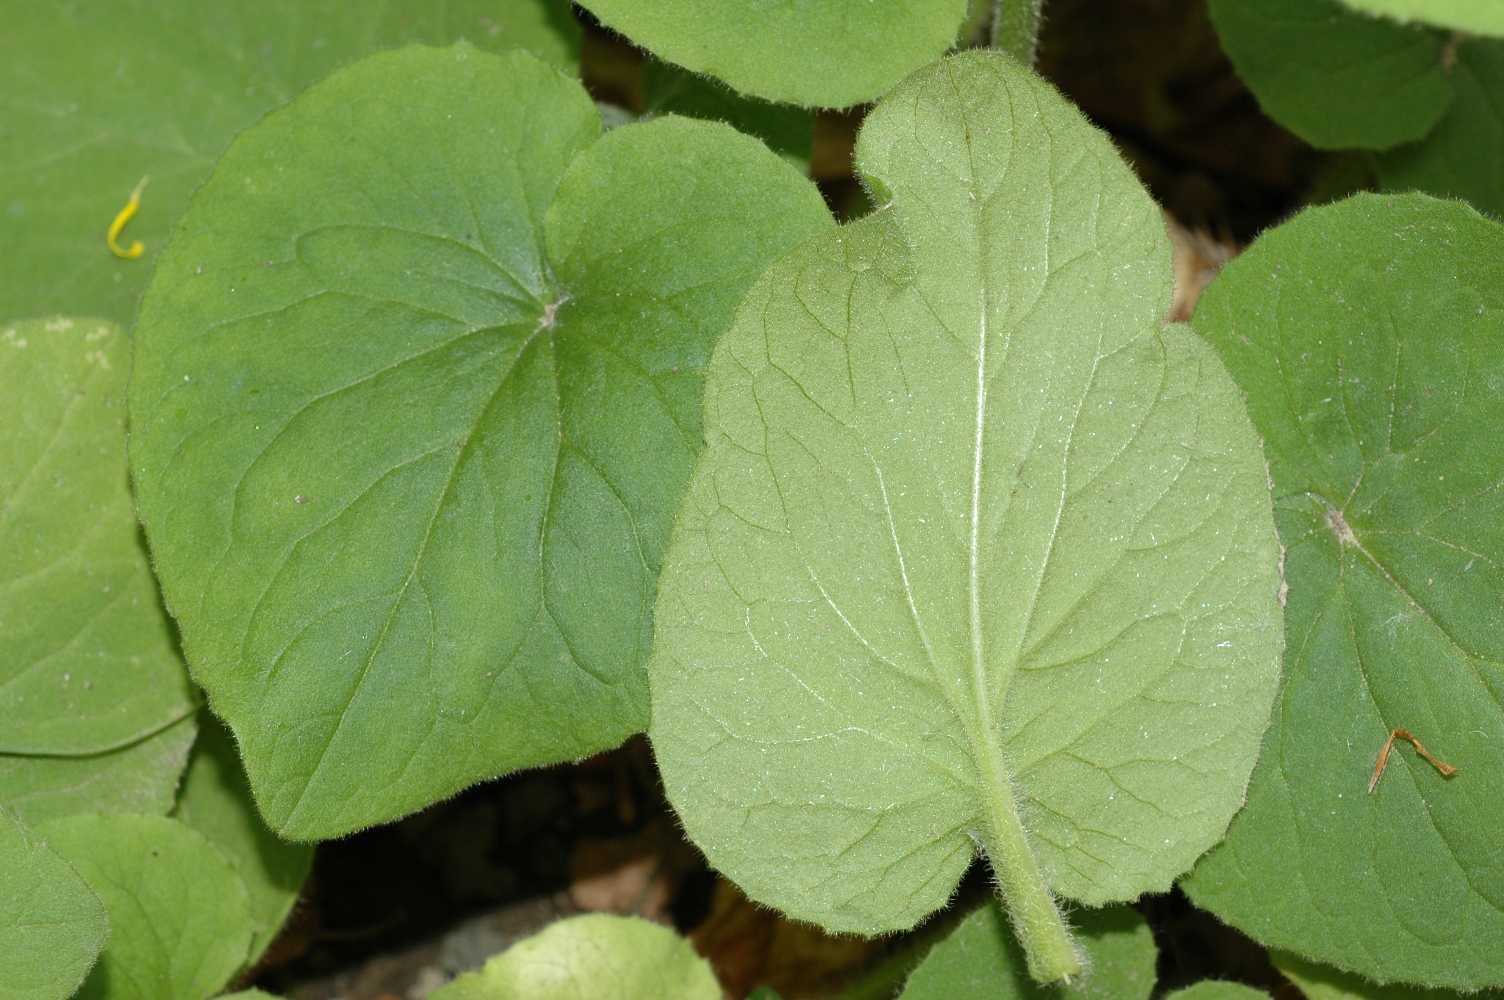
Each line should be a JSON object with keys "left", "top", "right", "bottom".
{"left": 250, "top": 2, "right": 1343, "bottom": 997}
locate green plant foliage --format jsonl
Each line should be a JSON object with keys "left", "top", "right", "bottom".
{"left": 0, "top": 715, "right": 196, "bottom": 827}
{"left": 39, "top": 813, "right": 253, "bottom": 1000}
{"left": 897, "top": 904, "right": 1157, "bottom": 1000}
{"left": 1163, "top": 985, "right": 1269, "bottom": 1000}
{"left": 576, "top": 0, "right": 968, "bottom": 107}
{"left": 1378, "top": 40, "right": 1504, "bottom": 219}
{"left": 1273, "top": 951, "right": 1503, "bottom": 1000}
{"left": 0, "top": 0, "right": 579, "bottom": 326}
{"left": 0, "top": 807, "right": 106, "bottom": 1000}
{"left": 129, "top": 44, "right": 833, "bottom": 839}
{"left": 1181, "top": 193, "right": 1504, "bottom": 989}
{"left": 643, "top": 61, "right": 813, "bottom": 172}
{"left": 1, "top": 316, "right": 195, "bottom": 754}
{"left": 431, "top": 913, "right": 721, "bottom": 1000}
{"left": 648, "top": 50, "right": 1282, "bottom": 983}
{"left": 1338, "top": 0, "right": 1504, "bottom": 36}
{"left": 1207, "top": 0, "right": 1452, "bottom": 150}
{"left": 173, "top": 714, "right": 312, "bottom": 971}
{"left": 218, "top": 993, "right": 281, "bottom": 1000}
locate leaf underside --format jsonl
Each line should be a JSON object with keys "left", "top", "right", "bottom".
{"left": 648, "top": 49, "right": 1282, "bottom": 947}
{"left": 1182, "top": 193, "right": 1504, "bottom": 990}
{"left": 0, "top": 0, "right": 579, "bottom": 327}
{"left": 129, "top": 44, "right": 832, "bottom": 838}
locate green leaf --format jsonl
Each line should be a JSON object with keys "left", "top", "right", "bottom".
{"left": 218, "top": 993, "right": 281, "bottom": 1000}
{"left": 1207, "top": 0, "right": 1453, "bottom": 150}
{"left": 1, "top": 316, "right": 195, "bottom": 754}
{"left": 173, "top": 714, "right": 311, "bottom": 971}
{"left": 643, "top": 61, "right": 813, "bottom": 172}
{"left": 1163, "top": 986, "right": 1269, "bottom": 1000}
{"left": 128, "top": 44, "right": 833, "bottom": 839}
{"left": 1378, "top": 40, "right": 1504, "bottom": 219}
{"left": 0, "top": 807, "right": 106, "bottom": 1000}
{"left": 576, "top": 0, "right": 968, "bottom": 107}
{"left": 431, "top": 913, "right": 721, "bottom": 1000}
{"left": 39, "top": 813, "right": 253, "bottom": 1000}
{"left": 1338, "top": 0, "right": 1504, "bottom": 36}
{"left": 0, "top": 714, "right": 197, "bottom": 826}
{"left": 0, "top": 0, "right": 579, "bottom": 326}
{"left": 1180, "top": 193, "right": 1504, "bottom": 989}
{"left": 897, "top": 904, "right": 1157, "bottom": 1000}
{"left": 647, "top": 50, "right": 1283, "bottom": 984}
{"left": 1273, "top": 951, "right": 1504, "bottom": 1000}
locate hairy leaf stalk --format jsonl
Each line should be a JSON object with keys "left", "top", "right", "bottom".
{"left": 993, "top": 0, "right": 1045, "bottom": 65}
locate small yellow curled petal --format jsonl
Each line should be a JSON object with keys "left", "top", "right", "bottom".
{"left": 107, "top": 175, "right": 150, "bottom": 260}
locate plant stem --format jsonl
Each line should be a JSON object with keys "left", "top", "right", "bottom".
{"left": 976, "top": 742, "right": 1082, "bottom": 984}
{"left": 993, "top": 0, "right": 1045, "bottom": 65}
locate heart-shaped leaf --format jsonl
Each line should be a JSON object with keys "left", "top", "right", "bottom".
{"left": 40, "top": 813, "right": 253, "bottom": 1000}
{"left": 0, "top": 0, "right": 578, "bottom": 325}
{"left": 1, "top": 317, "right": 195, "bottom": 754}
{"left": 129, "top": 44, "right": 833, "bottom": 838}
{"left": 575, "top": 0, "right": 968, "bottom": 108}
{"left": 0, "top": 714, "right": 197, "bottom": 827}
{"left": 1181, "top": 193, "right": 1504, "bottom": 989}
{"left": 0, "top": 807, "right": 106, "bottom": 1000}
{"left": 897, "top": 904, "right": 1157, "bottom": 1000}
{"left": 647, "top": 51, "right": 1282, "bottom": 983}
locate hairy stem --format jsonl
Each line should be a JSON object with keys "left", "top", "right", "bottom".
{"left": 993, "top": 0, "right": 1045, "bottom": 65}
{"left": 976, "top": 743, "right": 1082, "bottom": 983}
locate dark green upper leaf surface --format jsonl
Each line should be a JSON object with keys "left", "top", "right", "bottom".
{"left": 577, "top": 0, "right": 968, "bottom": 108}
{"left": 0, "top": 807, "right": 106, "bottom": 1000}
{"left": 174, "top": 714, "right": 311, "bottom": 971}
{"left": 129, "top": 44, "right": 832, "bottom": 839}
{"left": 41, "top": 813, "right": 253, "bottom": 1000}
{"left": 0, "top": 714, "right": 197, "bottom": 827}
{"left": 648, "top": 50, "right": 1282, "bottom": 938}
{"left": 0, "top": 0, "right": 579, "bottom": 326}
{"left": 1, "top": 317, "right": 195, "bottom": 754}
{"left": 1274, "top": 951, "right": 1504, "bottom": 1000}
{"left": 1182, "top": 194, "right": 1504, "bottom": 989}
{"left": 1209, "top": 0, "right": 1452, "bottom": 150}
{"left": 1379, "top": 40, "right": 1504, "bottom": 220}
{"left": 897, "top": 904, "right": 1157, "bottom": 1000}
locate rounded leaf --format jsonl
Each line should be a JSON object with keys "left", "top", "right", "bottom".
{"left": 1339, "top": 0, "right": 1504, "bottom": 36}
{"left": 431, "top": 913, "right": 721, "bottom": 1000}
{"left": 1181, "top": 194, "right": 1504, "bottom": 989}
{"left": 1, "top": 317, "right": 194, "bottom": 754}
{"left": 576, "top": 0, "right": 968, "bottom": 107}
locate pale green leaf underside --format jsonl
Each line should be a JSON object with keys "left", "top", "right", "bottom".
{"left": 1378, "top": 40, "right": 1504, "bottom": 220}
{"left": 897, "top": 904, "right": 1157, "bottom": 1000}
{"left": 1208, "top": 0, "right": 1452, "bottom": 151}
{"left": 0, "top": 807, "right": 106, "bottom": 1000}
{"left": 1181, "top": 194, "right": 1504, "bottom": 989}
{"left": 431, "top": 913, "right": 721, "bottom": 1000}
{"left": 648, "top": 50, "right": 1282, "bottom": 938}
{"left": 577, "top": 0, "right": 967, "bottom": 107}
{"left": 173, "top": 714, "right": 311, "bottom": 972}
{"left": 0, "top": 0, "right": 579, "bottom": 326}
{"left": 1340, "top": 0, "right": 1504, "bottom": 35}
{"left": 129, "top": 45, "right": 832, "bottom": 838}
{"left": 1163, "top": 984, "right": 1270, "bottom": 1000}
{"left": 1, "top": 317, "right": 195, "bottom": 754}
{"left": 1274, "top": 952, "right": 1504, "bottom": 1000}
{"left": 40, "top": 813, "right": 252, "bottom": 1000}
{"left": 0, "top": 714, "right": 196, "bottom": 827}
